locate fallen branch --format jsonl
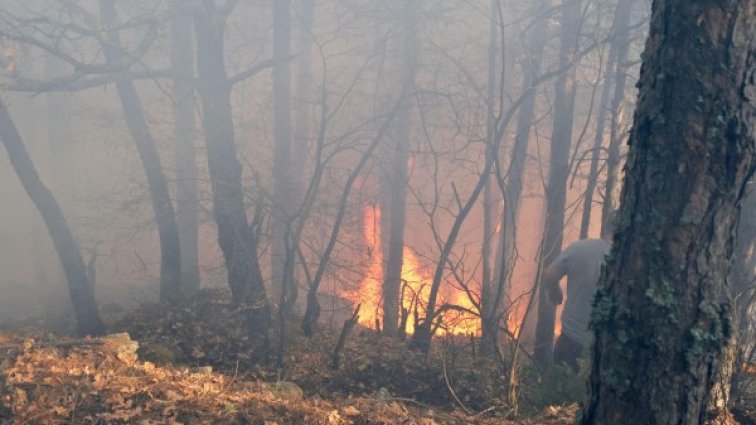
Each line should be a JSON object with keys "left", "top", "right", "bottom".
{"left": 330, "top": 304, "right": 361, "bottom": 370}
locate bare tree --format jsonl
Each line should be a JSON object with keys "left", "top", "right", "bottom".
{"left": 172, "top": 4, "right": 200, "bottom": 294}
{"left": 99, "top": 0, "right": 182, "bottom": 304}
{"left": 0, "top": 99, "right": 105, "bottom": 336}
{"left": 271, "top": 0, "right": 296, "bottom": 311}
{"left": 533, "top": 0, "right": 584, "bottom": 367}
{"left": 381, "top": 0, "right": 419, "bottom": 338}
{"left": 193, "top": 2, "right": 271, "bottom": 334}
{"left": 579, "top": 0, "right": 634, "bottom": 238}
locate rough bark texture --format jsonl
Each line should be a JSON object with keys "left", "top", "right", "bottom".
{"left": 533, "top": 0, "right": 582, "bottom": 367}
{"left": 0, "top": 99, "right": 105, "bottom": 336}
{"left": 193, "top": 5, "right": 271, "bottom": 334}
{"left": 100, "top": 0, "right": 182, "bottom": 304}
{"left": 381, "top": 0, "right": 418, "bottom": 338}
{"left": 579, "top": 0, "right": 756, "bottom": 421}
{"left": 172, "top": 8, "right": 200, "bottom": 294}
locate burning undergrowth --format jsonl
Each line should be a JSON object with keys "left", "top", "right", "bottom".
{"left": 109, "top": 290, "right": 507, "bottom": 411}
{"left": 0, "top": 297, "right": 582, "bottom": 424}
{"left": 339, "top": 205, "right": 480, "bottom": 337}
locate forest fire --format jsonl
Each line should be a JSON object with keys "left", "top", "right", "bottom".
{"left": 340, "top": 206, "right": 479, "bottom": 336}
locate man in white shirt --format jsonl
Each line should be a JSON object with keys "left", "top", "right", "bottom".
{"left": 542, "top": 218, "right": 614, "bottom": 371}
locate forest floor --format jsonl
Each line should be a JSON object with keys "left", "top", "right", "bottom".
{"left": 0, "top": 290, "right": 752, "bottom": 424}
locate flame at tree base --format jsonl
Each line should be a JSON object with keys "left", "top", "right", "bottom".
{"left": 340, "top": 206, "right": 479, "bottom": 337}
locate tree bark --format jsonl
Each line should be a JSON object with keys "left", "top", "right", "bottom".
{"left": 193, "top": 4, "right": 271, "bottom": 334}
{"left": 100, "top": 0, "right": 182, "bottom": 304}
{"left": 533, "top": 0, "right": 583, "bottom": 367}
{"left": 0, "top": 99, "right": 105, "bottom": 336}
{"left": 580, "top": 0, "right": 756, "bottom": 420}
{"left": 171, "top": 7, "right": 200, "bottom": 294}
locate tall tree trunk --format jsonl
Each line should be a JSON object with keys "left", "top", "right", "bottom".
{"left": 171, "top": 7, "right": 200, "bottom": 294}
{"left": 580, "top": 0, "right": 756, "bottom": 420}
{"left": 579, "top": 0, "right": 634, "bottom": 239}
{"left": 193, "top": 5, "right": 271, "bottom": 334}
{"left": 481, "top": 0, "right": 502, "bottom": 356}
{"left": 271, "top": 0, "right": 296, "bottom": 312}
{"left": 488, "top": 0, "right": 550, "bottom": 350}
{"left": 380, "top": 0, "right": 419, "bottom": 338}
{"left": 100, "top": 0, "right": 182, "bottom": 304}
{"left": 292, "top": 0, "right": 315, "bottom": 193}
{"left": 533, "top": 0, "right": 583, "bottom": 367}
{"left": 289, "top": 0, "right": 316, "bottom": 316}
{"left": 0, "top": 99, "right": 105, "bottom": 336}
{"left": 599, "top": 6, "right": 633, "bottom": 235}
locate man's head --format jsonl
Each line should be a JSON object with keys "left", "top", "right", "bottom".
{"left": 600, "top": 209, "right": 618, "bottom": 242}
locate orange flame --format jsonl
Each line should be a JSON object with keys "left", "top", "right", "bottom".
{"left": 340, "top": 206, "right": 479, "bottom": 336}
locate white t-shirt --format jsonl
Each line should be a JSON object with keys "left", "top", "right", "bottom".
{"left": 549, "top": 238, "right": 610, "bottom": 345}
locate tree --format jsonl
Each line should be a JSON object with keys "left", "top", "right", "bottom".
{"left": 0, "top": 99, "right": 105, "bottom": 336}
{"left": 533, "top": 0, "right": 584, "bottom": 367}
{"left": 580, "top": 0, "right": 756, "bottom": 421}
{"left": 486, "top": 0, "right": 550, "bottom": 354}
{"left": 271, "top": 0, "right": 295, "bottom": 311}
{"left": 99, "top": 0, "right": 183, "bottom": 304}
{"left": 171, "top": 4, "right": 201, "bottom": 295}
{"left": 193, "top": 2, "right": 271, "bottom": 334}
{"left": 579, "top": 0, "right": 634, "bottom": 239}
{"left": 381, "top": 0, "right": 419, "bottom": 338}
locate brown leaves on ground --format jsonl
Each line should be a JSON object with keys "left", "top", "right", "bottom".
{"left": 110, "top": 290, "right": 509, "bottom": 411}
{"left": 0, "top": 332, "right": 578, "bottom": 424}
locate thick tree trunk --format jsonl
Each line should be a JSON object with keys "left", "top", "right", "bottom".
{"left": 100, "top": 0, "right": 182, "bottom": 304}
{"left": 579, "top": 0, "right": 756, "bottom": 421}
{"left": 193, "top": 6, "right": 271, "bottom": 334}
{"left": 171, "top": 8, "right": 200, "bottom": 294}
{"left": 533, "top": 0, "right": 582, "bottom": 367}
{"left": 579, "top": 0, "right": 633, "bottom": 239}
{"left": 0, "top": 99, "right": 105, "bottom": 336}
{"left": 381, "top": 0, "right": 418, "bottom": 338}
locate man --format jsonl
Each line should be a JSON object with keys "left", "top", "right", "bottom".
{"left": 543, "top": 218, "right": 614, "bottom": 372}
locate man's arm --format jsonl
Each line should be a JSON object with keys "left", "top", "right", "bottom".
{"left": 543, "top": 250, "right": 571, "bottom": 305}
